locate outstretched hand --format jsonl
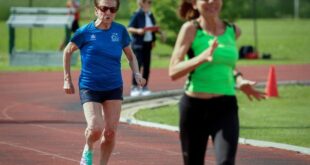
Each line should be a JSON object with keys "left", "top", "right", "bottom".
{"left": 238, "top": 79, "right": 266, "bottom": 101}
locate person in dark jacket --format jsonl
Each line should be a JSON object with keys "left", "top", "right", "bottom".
{"left": 128, "top": 0, "right": 165, "bottom": 96}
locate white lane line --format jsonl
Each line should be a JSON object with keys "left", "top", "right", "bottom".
{"left": 1, "top": 95, "right": 60, "bottom": 120}
{"left": 1, "top": 96, "right": 83, "bottom": 136}
{"left": 2, "top": 103, "right": 21, "bottom": 120}
{"left": 0, "top": 141, "right": 79, "bottom": 163}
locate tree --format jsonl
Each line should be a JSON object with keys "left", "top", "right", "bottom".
{"left": 152, "top": 0, "right": 183, "bottom": 46}
{"left": 151, "top": 0, "right": 245, "bottom": 46}
{"left": 221, "top": 0, "right": 245, "bottom": 21}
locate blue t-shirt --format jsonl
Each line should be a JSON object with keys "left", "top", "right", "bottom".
{"left": 71, "top": 21, "right": 131, "bottom": 91}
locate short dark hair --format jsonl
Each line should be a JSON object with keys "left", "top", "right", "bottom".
{"left": 94, "top": 0, "right": 120, "bottom": 10}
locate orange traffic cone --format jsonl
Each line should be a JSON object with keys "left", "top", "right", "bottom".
{"left": 265, "top": 65, "right": 279, "bottom": 97}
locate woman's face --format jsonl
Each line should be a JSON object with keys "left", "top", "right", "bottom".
{"left": 95, "top": 0, "right": 117, "bottom": 24}
{"left": 195, "top": 0, "right": 222, "bottom": 18}
{"left": 141, "top": 0, "right": 152, "bottom": 12}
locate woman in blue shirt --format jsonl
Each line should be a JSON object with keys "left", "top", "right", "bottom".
{"left": 63, "top": 0, "right": 145, "bottom": 164}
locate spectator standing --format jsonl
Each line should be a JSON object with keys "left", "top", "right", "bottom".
{"left": 67, "top": 0, "right": 81, "bottom": 33}
{"left": 128, "top": 0, "right": 165, "bottom": 96}
{"left": 59, "top": 0, "right": 82, "bottom": 50}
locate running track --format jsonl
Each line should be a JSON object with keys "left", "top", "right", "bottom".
{"left": 0, "top": 64, "right": 310, "bottom": 165}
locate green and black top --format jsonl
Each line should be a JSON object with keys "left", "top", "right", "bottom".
{"left": 185, "top": 21, "right": 239, "bottom": 95}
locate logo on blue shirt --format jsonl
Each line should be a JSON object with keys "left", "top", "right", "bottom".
{"left": 111, "top": 33, "right": 120, "bottom": 42}
{"left": 90, "top": 34, "right": 96, "bottom": 41}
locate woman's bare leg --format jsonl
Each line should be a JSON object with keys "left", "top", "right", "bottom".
{"left": 99, "top": 100, "right": 122, "bottom": 165}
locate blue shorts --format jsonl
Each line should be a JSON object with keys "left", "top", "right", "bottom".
{"left": 79, "top": 87, "right": 123, "bottom": 105}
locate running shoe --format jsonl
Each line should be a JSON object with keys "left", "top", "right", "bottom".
{"left": 141, "top": 87, "right": 151, "bottom": 96}
{"left": 130, "top": 86, "right": 141, "bottom": 97}
{"left": 80, "top": 146, "right": 93, "bottom": 165}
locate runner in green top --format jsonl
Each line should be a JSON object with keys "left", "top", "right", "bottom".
{"left": 169, "top": 0, "right": 265, "bottom": 165}
{"left": 185, "top": 21, "right": 238, "bottom": 95}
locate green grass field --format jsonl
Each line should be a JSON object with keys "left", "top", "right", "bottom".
{"left": 135, "top": 85, "right": 310, "bottom": 148}
{"left": 1, "top": 19, "right": 310, "bottom": 71}
{"left": 236, "top": 19, "right": 310, "bottom": 65}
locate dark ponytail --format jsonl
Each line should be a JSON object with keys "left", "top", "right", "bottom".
{"left": 179, "top": 0, "right": 199, "bottom": 20}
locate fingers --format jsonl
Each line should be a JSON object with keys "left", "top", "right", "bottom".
{"left": 135, "top": 76, "right": 146, "bottom": 87}
{"left": 137, "top": 78, "right": 146, "bottom": 87}
{"left": 255, "top": 92, "right": 266, "bottom": 100}
{"left": 64, "top": 87, "right": 75, "bottom": 94}
{"left": 246, "top": 94, "right": 253, "bottom": 101}
{"left": 212, "top": 38, "right": 219, "bottom": 48}
{"left": 250, "top": 89, "right": 266, "bottom": 101}
{"left": 63, "top": 81, "right": 75, "bottom": 94}
{"left": 209, "top": 38, "right": 218, "bottom": 56}
{"left": 253, "top": 89, "right": 266, "bottom": 99}
{"left": 241, "top": 84, "right": 266, "bottom": 101}
{"left": 142, "top": 78, "right": 146, "bottom": 86}
{"left": 253, "top": 94, "right": 261, "bottom": 101}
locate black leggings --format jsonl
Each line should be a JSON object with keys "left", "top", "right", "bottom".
{"left": 179, "top": 94, "right": 239, "bottom": 165}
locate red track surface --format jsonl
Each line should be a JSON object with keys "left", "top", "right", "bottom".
{"left": 0, "top": 64, "right": 310, "bottom": 165}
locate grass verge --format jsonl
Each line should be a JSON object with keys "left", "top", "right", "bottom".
{"left": 135, "top": 85, "right": 310, "bottom": 148}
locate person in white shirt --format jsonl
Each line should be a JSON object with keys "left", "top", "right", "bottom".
{"left": 128, "top": 0, "right": 165, "bottom": 96}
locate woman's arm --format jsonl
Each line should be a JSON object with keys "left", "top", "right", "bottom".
{"left": 63, "top": 42, "right": 78, "bottom": 94}
{"left": 127, "top": 13, "right": 145, "bottom": 35}
{"left": 169, "top": 22, "right": 218, "bottom": 81}
{"left": 128, "top": 27, "right": 145, "bottom": 35}
{"left": 234, "top": 24, "right": 241, "bottom": 39}
{"left": 123, "top": 46, "right": 146, "bottom": 87}
{"left": 233, "top": 24, "right": 265, "bottom": 100}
